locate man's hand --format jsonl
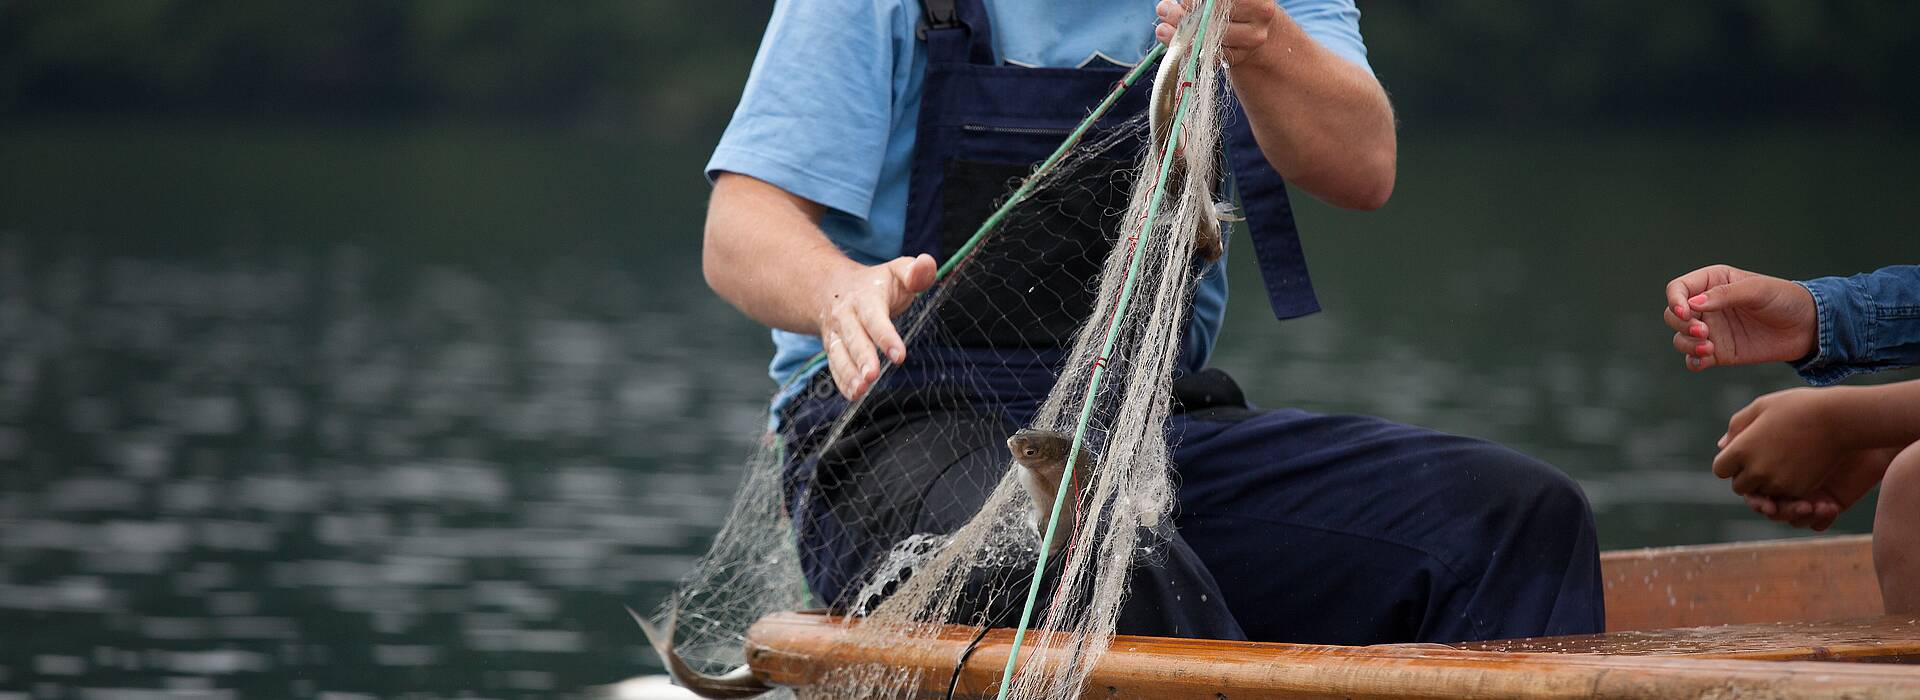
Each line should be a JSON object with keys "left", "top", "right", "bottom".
{"left": 1662, "top": 264, "right": 1816, "bottom": 371}
{"left": 818, "top": 255, "right": 936, "bottom": 401}
{"left": 1154, "top": 0, "right": 1275, "bottom": 66}
{"left": 703, "top": 173, "right": 938, "bottom": 401}
{"left": 1742, "top": 445, "right": 1899, "bottom": 532}
{"left": 1150, "top": 0, "right": 1395, "bottom": 211}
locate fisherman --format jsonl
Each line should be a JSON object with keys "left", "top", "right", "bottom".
{"left": 701, "top": 0, "right": 1604, "bottom": 644}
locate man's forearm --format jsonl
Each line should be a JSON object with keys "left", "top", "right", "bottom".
{"left": 702, "top": 173, "right": 858, "bottom": 334}
{"left": 1229, "top": 12, "right": 1396, "bottom": 210}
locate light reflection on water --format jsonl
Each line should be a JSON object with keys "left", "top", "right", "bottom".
{"left": 0, "top": 238, "right": 770, "bottom": 698}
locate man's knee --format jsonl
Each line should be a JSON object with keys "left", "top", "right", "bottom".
{"left": 1444, "top": 439, "right": 1595, "bottom": 532}
{"left": 1435, "top": 441, "right": 1604, "bottom": 637}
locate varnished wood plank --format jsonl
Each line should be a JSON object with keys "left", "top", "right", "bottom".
{"left": 1600, "top": 535, "right": 1882, "bottom": 631}
{"left": 746, "top": 612, "right": 1920, "bottom": 699}
{"left": 1460, "top": 615, "right": 1920, "bottom": 662}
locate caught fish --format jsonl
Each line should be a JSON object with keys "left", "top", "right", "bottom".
{"left": 1006, "top": 428, "right": 1091, "bottom": 554}
{"left": 625, "top": 605, "right": 770, "bottom": 699}
{"left": 1148, "top": 8, "right": 1240, "bottom": 263}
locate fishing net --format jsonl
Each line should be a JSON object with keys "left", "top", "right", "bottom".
{"left": 650, "top": 2, "right": 1236, "bottom": 698}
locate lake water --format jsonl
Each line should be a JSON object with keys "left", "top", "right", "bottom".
{"left": 1, "top": 120, "right": 1915, "bottom": 697}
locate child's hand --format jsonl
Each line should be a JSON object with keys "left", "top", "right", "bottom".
{"left": 1713, "top": 387, "right": 1850, "bottom": 497}
{"left": 1741, "top": 445, "right": 1899, "bottom": 531}
{"left": 1663, "top": 264, "right": 1817, "bottom": 371}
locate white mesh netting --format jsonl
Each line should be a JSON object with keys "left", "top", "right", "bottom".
{"left": 648, "top": 3, "right": 1237, "bottom": 698}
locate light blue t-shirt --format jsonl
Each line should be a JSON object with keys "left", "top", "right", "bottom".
{"left": 707, "top": 0, "right": 1373, "bottom": 395}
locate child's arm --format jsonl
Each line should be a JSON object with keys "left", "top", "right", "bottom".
{"left": 1792, "top": 266, "right": 1920, "bottom": 384}
{"left": 1714, "top": 379, "right": 1920, "bottom": 499}
{"left": 1810, "top": 380, "right": 1920, "bottom": 449}
{"left": 1665, "top": 264, "right": 1920, "bottom": 380}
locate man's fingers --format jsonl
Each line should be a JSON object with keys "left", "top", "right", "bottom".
{"left": 1156, "top": 0, "right": 1182, "bottom": 23}
{"left": 907, "top": 254, "right": 938, "bottom": 291}
{"left": 824, "top": 331, "right": 859, "bottom": 399}
{"left": 1155, "top": 0, "right": 1186, "bottom": 36}
{"left": 885, "top": 255, "right": 937, "bottom": 313}
{"left": 855, "top": 296, "right": 907, "bottom": 365}
{"left": 834, "top": 307, "right": 880, "bottom": 385}
{"left": 1217, "top": 2, "right": 1273, "bottom": 49}
{"left": 1217, "top": 22, "right": 1270, "bottom": 52}
{"left": 1227, "top": 0, "right": 1275, "bottom": 26}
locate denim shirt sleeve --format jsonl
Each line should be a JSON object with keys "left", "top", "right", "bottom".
{"left": 1791, "top": 265, "right": 1920, "bottom": 385}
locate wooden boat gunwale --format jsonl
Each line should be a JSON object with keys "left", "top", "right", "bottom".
{"left": 738, "top": 535, "right": 1920, "bottom": 698}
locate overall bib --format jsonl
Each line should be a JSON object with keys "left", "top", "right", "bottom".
{"left": 778, "top": 0, "right": 1606, "bottom": 644}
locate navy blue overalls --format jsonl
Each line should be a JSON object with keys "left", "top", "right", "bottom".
{"left": 778, "top": 0, "right": 1605, "bottom": 644}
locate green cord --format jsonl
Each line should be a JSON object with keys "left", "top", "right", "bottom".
{"left": 773, "top": 43, "right": 1169, "bottom": 396}
{"left": 993, "top": 2, "right": 1217, "bottom": 697}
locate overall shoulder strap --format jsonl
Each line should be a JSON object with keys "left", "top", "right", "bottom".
{"left": 1222, "top": 88, "right": 1320, "bottom": 320}
{"left": 917, "top": 0, "right": 995, "bottom": 65}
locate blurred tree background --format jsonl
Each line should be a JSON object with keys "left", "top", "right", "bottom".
{"left": 3, "top": 1, "right": 1916, "bottom": 133}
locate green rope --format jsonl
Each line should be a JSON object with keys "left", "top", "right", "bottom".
{"left": 774, "top": 43, "right": 1168, "bottom": 395}
{"left": 993, "top": 3, "right": 1217, "bottom": 697}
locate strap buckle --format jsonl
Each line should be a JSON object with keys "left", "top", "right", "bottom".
{"left": 916, "top": 0, "right": 961, "bottom": 40}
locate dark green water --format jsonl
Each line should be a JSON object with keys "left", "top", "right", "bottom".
{"left": 0, "top": 120, "right": 1915, "bottom": 698}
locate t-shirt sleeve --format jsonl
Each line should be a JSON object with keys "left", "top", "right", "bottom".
{"left": 1279, "top": 0, "right": 1372, "bottom": 76}
{"left": 705, "top": 0, "right": 903, "bottom": 220}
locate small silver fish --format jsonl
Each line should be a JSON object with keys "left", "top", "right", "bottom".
{"left": 1006, "top": 428, "right": 1091, "bottom": 554}
{"left": 626, "top": 606, "right": 769, "bottom": 699}
{"left": 1147, "top": 9, "right": 1240, "bottom": 263}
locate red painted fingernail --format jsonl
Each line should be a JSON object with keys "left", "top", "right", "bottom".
{"left": 1689, "top": 324, "right": 1707, "bottom": 338}
{"left": 1688, "top": 294, "right": 1707, "bottom": 307}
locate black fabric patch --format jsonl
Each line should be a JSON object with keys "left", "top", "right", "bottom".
{"left": 930, "top": 158, "right": 1131, "bottom": 347}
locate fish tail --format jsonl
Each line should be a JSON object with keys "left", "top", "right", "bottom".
{"left": 627, "top": 604, "right": 675, "bottom": 658}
